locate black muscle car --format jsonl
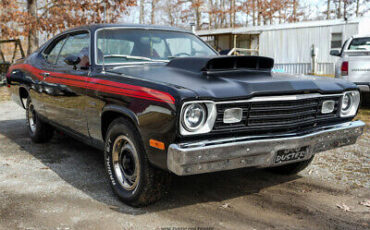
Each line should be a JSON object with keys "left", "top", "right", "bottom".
{"left": 6, "top": 24, "right": 365, "bottom": 206}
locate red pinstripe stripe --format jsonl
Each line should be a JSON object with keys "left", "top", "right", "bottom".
{"left": 8, "top": 63, "right": 175, "bottom": 104}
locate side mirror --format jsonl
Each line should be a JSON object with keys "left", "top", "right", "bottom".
{"left": 330, "top": 49, "right": 341, "bottom": 56}
{"left": 64, "top": 55, "right": 81, "bottom": 67}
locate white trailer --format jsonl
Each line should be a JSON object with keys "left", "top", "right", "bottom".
{"left": 197, "top": 17, "right": 370, "bottom": 76}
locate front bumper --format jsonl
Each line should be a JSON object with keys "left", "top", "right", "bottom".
{"left": 167, "top": 120, "right": 365, "bottom": 175}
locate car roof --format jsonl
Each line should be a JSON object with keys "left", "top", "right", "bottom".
{"left": 63, "top": 24, "right": 191, "bottom": 34}
{"left": 352, "top": 34, "right": 370, "bottom": 38}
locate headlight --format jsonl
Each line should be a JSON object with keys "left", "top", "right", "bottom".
{"left": 182, "top": 103, "right": 207, "bottom": 131}
{"left": 340, "top": 90, "right": 360, "bottom": 117}
{"left": 180, "top": 101, "right": 217, "bottom": 135}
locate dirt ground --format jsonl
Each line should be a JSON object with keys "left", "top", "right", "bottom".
{"left": 0, "top": 87, "right": 369, "bottom": 230}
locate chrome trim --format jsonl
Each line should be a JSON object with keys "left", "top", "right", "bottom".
{"left": 179, "top": 101, "right": 217, "bottom": 136}
{"left": 179, "top": 93, "right": 345, "bottom": 136}
{"left": 42, "top": 29, "right": 91, "bottom": 67}
{"left": 215, "top": 93, "right": 343, "bottom": 104}
{"left": 168, "top": 120, "right": 365, "bottom": 175}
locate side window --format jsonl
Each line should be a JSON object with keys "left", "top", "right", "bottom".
{"left": 45, "top": 37, "right": 67, "bottom": 64}
{"left": 56, "top": 33, "right": 90, "bottom": 67}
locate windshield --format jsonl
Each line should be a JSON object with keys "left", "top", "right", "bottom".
{"left": 348, "top": 37, "right": 370, "bottom": 51}
{"left": 96, "top": 29, "right": 217, "bottom": 64}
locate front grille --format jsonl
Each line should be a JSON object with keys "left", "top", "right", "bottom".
{"left": 213, "top": 96, "right": 341, "bottom": 134}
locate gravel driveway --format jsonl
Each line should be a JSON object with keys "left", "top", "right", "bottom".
{"left": 0, "top": 89, "right": 369, "bottom": 230}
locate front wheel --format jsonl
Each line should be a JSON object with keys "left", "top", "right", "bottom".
{"left": 104, "top": 117, "right": 171, "bottom": 207}
{"left": 26, "top": 98, "right": 54, "bottom": 143}
{"left": 266, "top": 156, "right": 314, "bottom": 175}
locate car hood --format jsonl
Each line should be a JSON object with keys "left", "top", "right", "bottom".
{"left": 107, "top": 63, "right": 357, "bottom": 100}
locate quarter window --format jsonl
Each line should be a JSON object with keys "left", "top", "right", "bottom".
{"left": 45, "top": 37, "right": 67, "bottom": 64}
{"left": 56, "top": 33, "right": 90, "bottom": 66}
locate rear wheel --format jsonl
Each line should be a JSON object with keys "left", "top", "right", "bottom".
{"left": 26, "top": 98, "right": 54, "bottom": 143}
{"left": 267, "top": 156, "right": 314, "bottom": 175}
{"left": 104, "top": 117, "right": 171, "bottom": 207}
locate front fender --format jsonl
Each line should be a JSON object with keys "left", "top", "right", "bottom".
{"left": 101, "top": 104, "right": 139, "bottom": 126}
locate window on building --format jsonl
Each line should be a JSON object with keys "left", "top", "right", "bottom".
{"left": 331, "top": 33, "right": 343, "bottom": 49}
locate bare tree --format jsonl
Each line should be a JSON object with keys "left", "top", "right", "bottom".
{"left": 151, "top": 0, "right": 158, "bottom": 24}
{"left": 139, "top": 0, "right": 145, "bottom": 24}
{"left": 27, "top": 0, "right": 38, "bottom": 55}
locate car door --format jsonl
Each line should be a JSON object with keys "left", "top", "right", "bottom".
{"left": 41, "top": 31, "right": 90, "bottom": 136}
{"left": 37, "top": 35, "right": 68, "bottom": 119}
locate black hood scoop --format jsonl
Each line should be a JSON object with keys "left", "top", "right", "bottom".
{"left": 167, "top": 56, "right": 274, "bottom": 75}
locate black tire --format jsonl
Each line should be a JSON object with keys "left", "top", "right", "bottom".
{"left": 360, "top": 92, "right": 370, "bottom": 107}
{"left": 104, "top": 117, "right": 171, "bottom": 207}
{"left": 26, "top": 97, "right": 54, "bottom": 143}
{"left": 267, "top": 156, "right": 314, "bottom": 175}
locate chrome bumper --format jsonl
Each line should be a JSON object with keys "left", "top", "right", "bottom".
{"left": 167, "top": 121, "right": 365, "bottom": 176}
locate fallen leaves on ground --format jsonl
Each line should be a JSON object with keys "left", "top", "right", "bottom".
{"left": 359, "top": 200, "right": 370, "bottom": 207}
{"left": 337, "top": 203, "right": 351, "bottom": 212}
{"left": 220, "top": 203, "right": 231, "bottom": 209}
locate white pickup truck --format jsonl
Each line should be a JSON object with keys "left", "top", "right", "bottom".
{"left": 330, "top": 35, "right": 370, "bottom": 95}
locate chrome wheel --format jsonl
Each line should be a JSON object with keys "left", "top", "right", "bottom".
{"left": 112, "top": 135, "right": 140, "bottom": 191}
{"left": 28, "top": 102, "right": 37, "bottom": 133}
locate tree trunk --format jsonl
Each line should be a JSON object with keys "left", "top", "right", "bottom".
{"left": 229, "top": 0, "right": 235, "bottom": 28}
{"left": 327, "top": 0, "right": 330, "bottom": 19}
{"left": 343, "top": 0, "right": 347, "bottom": 19}
{"left": 151, "top": 0, "right": 157, "bottom": 24}
{"left": 257, "top": 0, "right": 261, "bottom": 26}
{"left": 292, "top": 0, "right": 297, "bottom": 22}
{"left": 356, "top": 0, "right": 360, "bottom": 16}
{"left": 220, "top": 0, "right": 225, "bottom": 27}
{"left": 338, "top": 0, "right": 342, "bottom": 19}
{"left": 27, "top": 0, "right": 38, "bottom": 56}
{"left": 139, "top": 0, "right": 144, "bottom": 24}
{"left": 252, "top": 0, "right": 256, "bottom": 26}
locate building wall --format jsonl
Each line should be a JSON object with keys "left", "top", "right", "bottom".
{"left": 217, "top": 35, "right": 231, "bottom": 50}
{"left": 258, "top": 23, "right": 359, "bottom": 64}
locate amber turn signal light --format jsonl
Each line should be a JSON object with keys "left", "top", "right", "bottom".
{"left": 149, "top": 139, "right": 165, "bottom": 150}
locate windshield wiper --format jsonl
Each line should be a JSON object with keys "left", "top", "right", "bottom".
{"left": 103, "top": 54, "right": 168, "bottom": 62}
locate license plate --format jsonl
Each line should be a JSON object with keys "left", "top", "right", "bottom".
{"left": 274, "top": 146, "right": 308, "bottom": 164}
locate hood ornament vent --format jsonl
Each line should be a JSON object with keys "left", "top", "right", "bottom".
{"left": 167, "top": 56, "right": 274, "bottom": 75}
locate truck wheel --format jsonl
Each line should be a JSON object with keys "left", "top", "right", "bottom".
{"left": 104, "top": 117, "right": 171, "bottom": 207}
{"left": 26, "top": 98, "right": 54, "bottom": 143}
{"left": 267, "top": 156, "right": 314, "bottom": 175}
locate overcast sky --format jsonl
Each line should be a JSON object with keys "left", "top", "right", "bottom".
{"left": 119, "top": 0, "right": 370, "bottom": 27}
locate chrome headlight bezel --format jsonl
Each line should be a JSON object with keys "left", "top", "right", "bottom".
{"left": 340, "top": 90, "right": 360, "bottom": 118}
{"left": 180, "top": 101, "right": 217, "bottom": 135}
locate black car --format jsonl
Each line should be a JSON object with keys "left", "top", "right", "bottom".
{"left": 6, "top": 24, "right": 365, "bottom": 206}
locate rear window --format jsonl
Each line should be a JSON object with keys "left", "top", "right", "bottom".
{"left": 348, "top": 37, "right": 370, "bottom": 51}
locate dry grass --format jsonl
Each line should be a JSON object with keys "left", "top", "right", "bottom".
{"left": 356, "top": 107, "right": 370, "bottom": 127}
{"left": 0, "top": 86, "right": 10, "bottom": 102}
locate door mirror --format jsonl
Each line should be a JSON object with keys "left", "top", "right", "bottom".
{"left": 330, "top": 49, "right": 341, "bottom": 56}
{"left": 64, "top": 55, "right": 81, "bottom": 66}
